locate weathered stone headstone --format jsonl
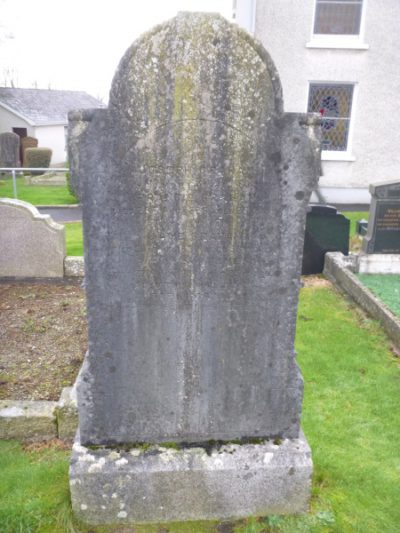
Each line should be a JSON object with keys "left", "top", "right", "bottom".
{"left": 0, "top": 199, "right": 65, "bottom": 277}
{"left": 302, "top": 204, "right": 350, "bottom": 275}
{"left": 69, "top": 12, "right": 320, "bottom": 524}
{"left": 363, "top": 180, "right": 400, "bottom": 254}
{"left": 0, "top": 132, "right": 20, "bottom": 168}
{"left": 21, "top": 136, "right": 39, "bottom": 166}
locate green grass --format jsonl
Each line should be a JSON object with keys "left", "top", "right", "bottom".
{"left": 341, "top": 211, "right": 368, "bottom": 237}
{"left": 0, "top": 176, "right": 77, "bottom": 205}
{"left": 65, "top": 222, "right": 84, "bottom": 256}
{"left": 357, "top": 274, "right": 400, "bottom": 317}
{"left": 0, "top": 442, "right": 71, "bottom": 533}
{"left": 1, "top": 284, "right": 399, "bottom": 532}
{"left": 58, "top": 212, "right": 371, "bottom": 259}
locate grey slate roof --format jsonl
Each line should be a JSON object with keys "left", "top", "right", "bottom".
{"left": 0, "top": 87, "right": 105, "bottom": 126}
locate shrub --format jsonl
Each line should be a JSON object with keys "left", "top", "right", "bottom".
{"left": 24, "top": 147, "right": 52, "bottom": 176}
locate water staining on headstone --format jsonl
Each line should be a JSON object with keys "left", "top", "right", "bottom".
{"left": 69, "top": 12, "right": 321, "bottom": 448}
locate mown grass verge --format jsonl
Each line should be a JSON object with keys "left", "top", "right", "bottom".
{"left": 65, "top": 222, "right": 84, "bottom": 256}
{"left": 1, "top": 283, "right": 398, "bottom": 532}
{"left": 63, "top": 211, "right": 370, "bottom": 259}
{"left": 0, "top": 176, "right": 77, "bottom": 205}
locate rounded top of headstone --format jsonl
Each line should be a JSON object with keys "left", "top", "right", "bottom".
{"left": 109, "top": 12, "right": 283, "bottom": 129}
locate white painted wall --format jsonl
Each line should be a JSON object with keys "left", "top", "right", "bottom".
{"left": 0, "top": 106, "right": 34, "bottom": 136}
{"left": 0, "top": 106, "right": 67, "bottom": 164}
{"left": 33, "top": 124, "right": 67, "bottom": 164}
{"left": 236, "top": 0, "right": 400, "bottom": 195}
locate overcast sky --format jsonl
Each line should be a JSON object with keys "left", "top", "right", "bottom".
{"left": 0, "top": 0, "right": 233, "bottom": 101}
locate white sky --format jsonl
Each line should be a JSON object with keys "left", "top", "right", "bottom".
{"left": 0, "top": 0, "right": 233, "bottom": 101}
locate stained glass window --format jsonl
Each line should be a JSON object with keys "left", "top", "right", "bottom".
{"left": 314, "top": 0, "right": 363, "bottom": 35}
{"left": 308, "top": 84, "right": 354, "bottom": 151}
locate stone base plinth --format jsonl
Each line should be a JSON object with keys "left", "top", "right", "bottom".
{"left": 70, "top": 431, "right": 312, "bottom": 525}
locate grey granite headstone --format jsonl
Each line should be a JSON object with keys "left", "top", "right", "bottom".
{"left": 363, "top": 180, "right": 400, "bottom": 254}
{"left": 69, "top": 13, "right": 320, "bottom": 523}
{"left": 0, "top": 132, "right": 20, "bottom": 168}
{"left": 302, "top": 205, "right": 350, "bottom": 275}
{"left": 70, "top": 12, "right": 320, "bottom": 446}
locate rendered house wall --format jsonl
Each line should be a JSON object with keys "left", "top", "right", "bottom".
{"left": 236, "top": 0, "right": 400, "bottom": 194}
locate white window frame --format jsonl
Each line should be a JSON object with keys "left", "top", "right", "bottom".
{"left": 307, "top": 81, "right": 358, "bottom": 161}
{"left": 307, "top": 0, "right": 369, "bottom": 50}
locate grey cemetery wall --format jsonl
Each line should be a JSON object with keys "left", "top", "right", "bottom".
{"left": 69, "top": 12, "right": 320, "bottom": 523}
{"left": 362, "top": 180, "right": 400, "bottom": 254}
{"left": 0, "top": 199, "right": 65, "bottom": 278}
{"left": 0, "top": 132, "right": 20, "bottom": 168}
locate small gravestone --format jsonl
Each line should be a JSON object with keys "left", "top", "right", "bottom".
{"left": 356, "top": 219, "right": 368, "bottom": 236}
{"left": 69, "top": 13, "right": 320, "bottom": 525}
{"left": 21, "top": 136, "right": 39, "bottom": 166}
{"left": 0, "top": 132, "right": 20, "bottom": 168}
{"left": 363, "top": 180, "right": 400, "bottom": 254}
{"left": 302, "top": 204, "right": 350, "bottom": 275}
{"left": 0, "top": 199, "right": 65, "bottom": 277}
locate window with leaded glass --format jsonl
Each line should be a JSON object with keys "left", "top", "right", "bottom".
{"left": 314, "top": 0, "right": 363, "bottom": 35}
{"left": 308, "top": 84, "right": 354, "bottom": 151}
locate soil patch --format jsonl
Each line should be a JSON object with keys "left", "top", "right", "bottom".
{"left": 0, "top": 282, "right": 87, "bottom": 401}
{"left": 1, "top": 277, "right": 332, "bottom": 402}
{"left": 302, "top": 275, "right": 332, "bottom": 288}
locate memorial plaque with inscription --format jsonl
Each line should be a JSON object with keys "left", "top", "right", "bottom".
{"left": 363, "top": 180, "right": 400, "bottom": 254}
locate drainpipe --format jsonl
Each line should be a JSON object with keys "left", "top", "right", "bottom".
{"left": 235, "top": 0, "right": 257, "bottom": 35}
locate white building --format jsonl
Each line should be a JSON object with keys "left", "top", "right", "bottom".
{"left": 0, "top": 88, "right": 104, "bottom": 164}
{"left": 234, "top": 0, "right": 400, "bottom": 205}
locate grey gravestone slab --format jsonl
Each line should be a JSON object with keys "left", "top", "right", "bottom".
{"left": 356, "top": 219, "right": 368, "bottom": 236}
{"left": 0, "top": 131, "right": 20, "bottom": 168}
{"left": 21, "top": 136, "right": 38, "bottom": 166}
{"left": 363, "top": 180, "right": 400, "bottom": 254}
{"left": 69, "top": 12, "right": 320, "bottom": 447}
{"left": 302, "top": 205, "right": 350, "bottom": 275}
{"left": 0, "top": 198, "right": 65, "bottom": 277}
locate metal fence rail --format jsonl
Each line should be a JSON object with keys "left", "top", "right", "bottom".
{"left": 0, "top": 167, "right": 69, "bottom": 199}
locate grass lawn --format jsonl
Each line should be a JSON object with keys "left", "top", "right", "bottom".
{"left": 1, "top": 283, "right": 399, "bottom": 532}
{"left": 0, "top": 176, "right": 77, "bottom": 205}
{"left": 65, "top": 222, "right": 84, "bottom": 256}
{"left": 342, "top": 211, "right": 368, "bottom": 237}
{"left": 357, "top": 274, "right": 400, "bottom": 317}
{"left": 342, "top": 211, "right": 368, "bottom": 253}
{"left": 63, "top": 211, "right": 370, "bottom": 259}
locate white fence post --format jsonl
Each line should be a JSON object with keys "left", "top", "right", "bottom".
{"left": 12, "top": 169, "right": 17, "bottom": 199}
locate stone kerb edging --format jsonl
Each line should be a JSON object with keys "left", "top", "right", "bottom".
{"left": 324, "top": 252, "right": 400, "bottom": 348}
{"left": 0, "top": 386, "right": 78, "bottom": 442}
{"left": 356, "top": 253, "right": 400, "bottom": 274}
{"left": 64, "top": 256, "right": 85, "bottom": 277}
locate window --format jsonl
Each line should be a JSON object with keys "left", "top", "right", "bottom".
{"left": 313, "top": 0, "right": 363, "bottom": 35}
{"left": 308, "top": 83, "right": 354, "bottom": 152}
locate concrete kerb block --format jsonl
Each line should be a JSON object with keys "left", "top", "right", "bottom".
{"left": 70, "top": 431, "right": 313, "bottom": 525}
{"left": 64, "top": 256, "right": 85, "bottom": 277}
{"left": 55, "top": 386, "right": 78, "bottom": 440}
{"left": 0, "top": 387, "right": 79, "bottom": 442}
{"left": 356, "top": 253, "right": 400, "bottom": 274}
{"left": 0, "top": 400, "right": 58, "bottom": 441}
